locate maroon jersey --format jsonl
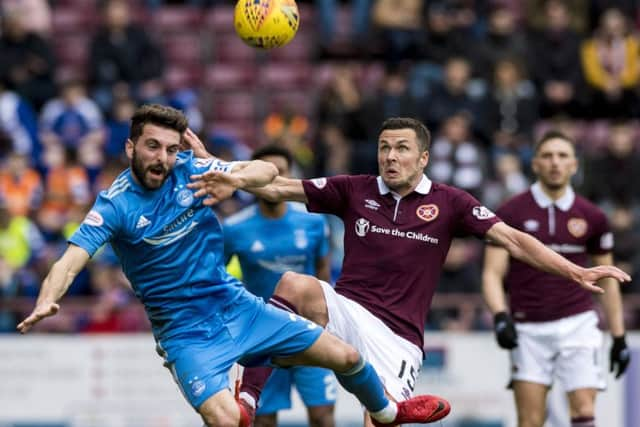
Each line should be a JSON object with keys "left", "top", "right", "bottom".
{"left": 302, "top": 174, "right": 501, "bottom": 348}
{"left": 497, "top": 183, "right": 613, "bottom": 322}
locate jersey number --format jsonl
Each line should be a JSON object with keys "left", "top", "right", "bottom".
{"left": 397, "top": 360, "right": 417, "bottom": 391}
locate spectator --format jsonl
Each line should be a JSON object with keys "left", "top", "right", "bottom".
{"left": 1, "top": 0, "right": 52, "bottom": 37}
{"left": 582, "top": 121, "right": 640, "bottom": 205}
{"left": 472, "top": 4, "right": 528, "bottom": 81}
{"left": 104, "top": 97, "right": 136, "bottom": 160}
{"left": 608, "top": 204, "right": 640, "bottom": 293}
{"left": 0, "top": 204, "right": 44, "bottom": 270}
{"left": 580, "top": 8, "right": 640, "bottom": 118}
{"left": 0, "top": 82, "right": 40, "bottom": 163}
{"left": 422, "top": 57, "right": 482, "bottom": 133}
{"left": 316, "top": 0, "right": 372, "bottom": 55}
{"left": 40, "top": 80, "right": 104, "bottom": 149}
{"left": 370, "top": 0, "right": 424, "bottom": 63}
{"left": 40, "top": 144, "right": 91, "bottom": 229}
{"left": 481, "top": 58, "right": 538, "bottom": 166}
{"left": 0, "top": 152, "right": 42, "bottom": 217}
{"left": 483, "top": 151, "right": 530, "bottom": 209}
{"left": 88, "top": 0, "right": 165, "bottom": 112}
{"left": 0, "top": 9, "right": 56, "bottom": 111}
{"left": 529, "top": 0, "right": 585, "bottom": 118}
{"left": 428, "top": 112, "right": 487, "bottom": 199}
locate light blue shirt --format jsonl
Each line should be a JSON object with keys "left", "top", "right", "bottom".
{"left": 223, "top": 203, "right": 330, "bottom": 301}
{"left": 70, "top": 151, "right": 243, "bottom": 340}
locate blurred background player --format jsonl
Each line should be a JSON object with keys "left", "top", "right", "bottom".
{"left": 482, "top": 131, "right": 630, "bottom": 427}
{"left": 223, "top": 145, "right": 337, "bottom": 427}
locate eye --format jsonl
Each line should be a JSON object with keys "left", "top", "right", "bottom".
{"left": 168, "top": 146, "right": 179, "bottom": 154}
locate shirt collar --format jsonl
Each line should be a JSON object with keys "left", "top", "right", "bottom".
{"left": 376, "top": 174, "right": 432, "bottom": 196}
{"left": 530, "top": 181, "right": 574, "bottom": 211}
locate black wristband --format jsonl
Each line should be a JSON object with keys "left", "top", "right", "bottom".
{"left": 494, "top": 311, "right": 510, "bottom": 324}
{"left": 613, "top": 335, "right": 627, "bottom": 346}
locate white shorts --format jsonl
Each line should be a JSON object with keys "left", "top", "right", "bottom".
{"left": 511, "top": 310, "right": 605, "bottom": 391}
{"left": 319, "top": 281, "right": 423, "bottom": 401}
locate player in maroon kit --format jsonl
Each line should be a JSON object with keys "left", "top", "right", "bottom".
{"left": 188, "top": 118, "right": 630, "bottom": 426}
{"left": 482, "top": 131, "right": 629, "bottom": 427}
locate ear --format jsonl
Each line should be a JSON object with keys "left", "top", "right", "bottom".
{"left": 420, "top": 150, "right": 429, "bottom": 169}
{"left": 125, "top": 139, "right": 134, "bottom": 160}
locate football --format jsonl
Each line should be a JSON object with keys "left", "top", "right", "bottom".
{"left": 234, "top": 0, "right": 300, "bottom": 49}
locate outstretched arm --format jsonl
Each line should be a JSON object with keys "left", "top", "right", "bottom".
{"left": 592, "top": 253, "right": 625, "bottom": 336}
{"left": 17, "top": 244, "right": 90, "bottom": 333}
{"left": 481, "top": 245, "right": 510, "bottom": 315}
{"left": 485, "top": 222, "right": 631, "bottom": 293}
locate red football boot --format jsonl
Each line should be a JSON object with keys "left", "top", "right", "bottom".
{"left": 371, "top": 395, "right": 451, "bottom": 426}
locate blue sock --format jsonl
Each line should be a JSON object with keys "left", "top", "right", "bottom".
{"left": 335, "top": 356, "right": 390, "bottom": 412}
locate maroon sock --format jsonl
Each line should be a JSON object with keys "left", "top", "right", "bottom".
{"left": 240, "top": 295, "right": 299, "bottom": 404}
{"left": 268, "top": 295, "right": 299, "bottom": 314}
{"left": 571, "top": 416, "right": 595, "bottom": 427}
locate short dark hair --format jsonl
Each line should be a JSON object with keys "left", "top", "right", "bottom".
{"left": 129, "top": 104, "right": 188, "bottom": 142}
{"left": 534, "top": 130, "right": 575, "bottom": 154}
{"left": 379, "top": 117, "right": 431, "bottom": 151}
{"left": 251, "top": 144, "right": 293, "bottom": 168}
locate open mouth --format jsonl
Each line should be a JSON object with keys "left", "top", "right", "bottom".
{"left": 147, "top": 165, "right": 166, "bottom": 179}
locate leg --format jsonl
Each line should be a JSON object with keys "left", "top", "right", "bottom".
{"left": 198, "top": 389, "right": 244, "bottom": 427}
{"left": 272, "top": 271, "right": 329, "bottom": 327}
{"left": 254, "top": 413, "right": 277, "bottom": 427}
{"left": 567, "top": 388, "right": 597, "bottom": 427}
{"left": 306, "top": 405, "right": 335, "bottom": 427}
{"left": 512, "top": 381, "right": 549, "bottom": 427}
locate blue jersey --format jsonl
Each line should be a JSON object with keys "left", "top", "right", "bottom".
{"left": 69, "top": 151, "right": 244, "bottom": 340}
{"left": 223, "top": 203, "right": 330, "bottom": 301}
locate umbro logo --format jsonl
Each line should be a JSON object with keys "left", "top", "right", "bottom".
{"left": 136, "top": 215, "right": 151, "bottom": 229}
{"left": 364, "top": 199, "right": 380, "bottom": 211}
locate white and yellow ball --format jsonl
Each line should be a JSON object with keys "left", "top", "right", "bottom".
{"left": 234, "top": 0, "right": 300, "bottom": 49}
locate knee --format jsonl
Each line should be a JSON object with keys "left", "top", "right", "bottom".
{"left": 517, "top": 413, "right": 545, "bottom": 427}
{"left": 275, "top": 271, "right": 304, "bottom": 299}
{"left": 309, "top": 413, "right": 335, "bottom": 427}
{"left": 200, "top": 405, "right": 240, "bottom": 427}
{"left": 570, "top": 401, "right": 595, "bottom": 418}
{"left": 338, "top": 345, "right": 362, "bottom": 371}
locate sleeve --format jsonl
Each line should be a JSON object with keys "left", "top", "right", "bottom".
{"left": 302, "top": 175, "right": 351, "bottom": 216}
{"left": 188, "top": 154, "right": 237, "bottom": 175}
{"left": 68, "top": 193, "right": 120, "bottom": 257}
{"left": 586, "top": 208, "right": 613, "bottom": 255}
{"left": 316, "top": 216, "right": 331, "bottom": 259}
{"left": 452, "top": 189, "right": 502, "bottom": 238}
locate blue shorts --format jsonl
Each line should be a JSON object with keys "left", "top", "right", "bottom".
{"left": 156, "top": 291, "right": 322, "bottom": 409}
{"left": 257, "top": 366, "right": 337, "bottom": 414}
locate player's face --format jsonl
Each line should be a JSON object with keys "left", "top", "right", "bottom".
{"left": 378, "top": 128, "right": 429, "bottom": 196}
{"left": 126, "top": 124, "right": 182, "bottom": 190}
{"left": 532, "top": 137, "right": 577, "bottom": 190}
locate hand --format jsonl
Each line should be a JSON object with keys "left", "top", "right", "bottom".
{"left": 180, "top": 128, "right": 212, "bottom": 159}
{"left": 17, "top": 302, "right": 60, "bottom": 333}
{"left": 188, "top": 170, "right": 243, "bottom": 206}
{"left": 576, "top": 265, "right": 631, "bottom": 294}
{"left": 610, "top": 335, "right": 630, "bottom": 379}
{"left": 493, "top": 312, "right": 518, "bottom": 349}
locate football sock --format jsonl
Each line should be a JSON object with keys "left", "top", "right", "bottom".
{"left": 571, "top": 416, "right": 595, "bottom": 427}
{"left": 335, "top": 356, "right": 397, "bottom": 421}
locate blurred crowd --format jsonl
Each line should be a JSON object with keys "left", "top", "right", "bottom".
{"left": 2, "top": 0, "right": 640, "bottom": 333}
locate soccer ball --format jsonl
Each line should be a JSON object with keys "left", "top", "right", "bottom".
{"left": 234, "top": 0, "right": 300, "bottom": 49}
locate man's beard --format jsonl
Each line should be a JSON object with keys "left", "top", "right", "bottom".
{"left": 131, "top": 149, "right": 166, "bottom": 189}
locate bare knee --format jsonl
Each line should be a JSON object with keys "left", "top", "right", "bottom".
{"left": 517, "top": 413, "right": 545, "bottom": 427}
{"left": 200, "top": 398, "right": 240, "bottom": 427}
{"left": 332, "top": 341, "right": 361, "bottom": 372}
{"left": 308, "top": 405, "right": 335, "bottom": 427}
{"left": 274, "top": 272, "right": 328, "bottom": 326}
{"left": 570, "top": 400, "right": 595, "bottom": 418}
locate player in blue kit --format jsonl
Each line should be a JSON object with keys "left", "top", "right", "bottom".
{"left": 17, "top": 105, "right": 450, "bottom": 427}
{"left": 224, "top": 145, "right": 337, "bottom": 427}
